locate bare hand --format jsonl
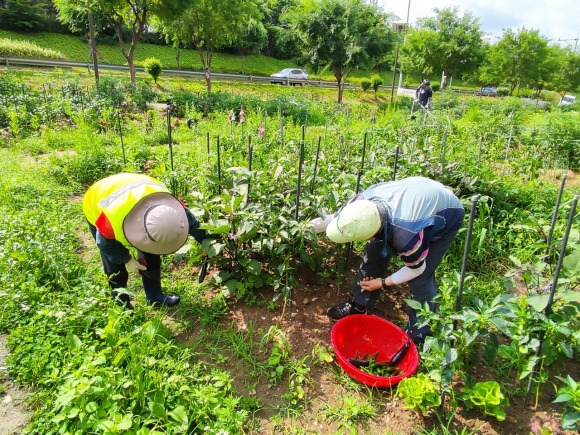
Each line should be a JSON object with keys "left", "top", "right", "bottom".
{"left": 359, "top": 277, "right": 382, "bottom": 292}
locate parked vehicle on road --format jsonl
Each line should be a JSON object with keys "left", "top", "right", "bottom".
{"left": 270, "top": 68, "right": 309, "bottom": 85}
{"left": 559, "top": 94, "right": 576, "bottom": 106}
{"left": 476, "top": 87, "right": 497, "bottom": 97}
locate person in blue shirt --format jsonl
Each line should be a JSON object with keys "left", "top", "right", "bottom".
{"left": 309, "top": 177, "right": 464, "bottom": 344}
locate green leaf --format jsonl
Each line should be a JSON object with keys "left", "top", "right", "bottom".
{"left": 563, "top": 249, "right": 580, "bottom": 271}
{"left": 246, "top": 259, "right": 261, "bottom": 275}
{"left": 150, "top": 402, "right": 166, "bottom": 420}
{"left": 405, "top": 299, "right": 422, "bottom": 310}
{"left": 444, "top": 348, "right": 458, "bottom": 365}
{"left": 561, "top": 410, "right": 580, "bottom": 430}
{"left": 168, "top": 406, "right": 189, "bottom": 427}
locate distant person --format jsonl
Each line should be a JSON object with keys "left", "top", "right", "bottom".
{"left": 83, "top": 173, "right": 206, "bottom": 309}
{"left": 415, "top": 79, "right": 433, "bottom": 110}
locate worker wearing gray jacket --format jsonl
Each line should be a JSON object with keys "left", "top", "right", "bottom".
{"left": 309, "top": 177, "right": 464, "bottom": 344}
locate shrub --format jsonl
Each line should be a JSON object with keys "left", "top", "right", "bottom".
{"left": 0, "top": 37, "right": 66, "bottom": 59}
{"left": 371, "top": 75, "right": 383, "bottom": 98}
{"left": 143, "top": 57, "right": 163, "bottom": 84}
{"left": 360, "top": 79, "right": 372, "bottom": 92}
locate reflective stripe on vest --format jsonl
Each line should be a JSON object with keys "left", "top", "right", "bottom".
{"left": 83, "top": 173, "right": 170, "bottom": 246}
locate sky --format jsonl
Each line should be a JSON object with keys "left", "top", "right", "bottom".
{"left": 377, "top": 0, "right": 580, "bottom": 48}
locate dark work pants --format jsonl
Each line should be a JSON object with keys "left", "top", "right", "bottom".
{"left": 352, "top": 228, "right": 460, "bottom": 329}
{"left": 88, "top": 224, "right": 165, "bottom": 302}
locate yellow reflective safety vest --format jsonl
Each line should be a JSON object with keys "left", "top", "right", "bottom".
{"left": 83, "top": 173, "right": 170, "bottom": 247}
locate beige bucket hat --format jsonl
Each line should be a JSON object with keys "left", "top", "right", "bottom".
{"left": 123, "top": 192, "right": 188, "bottom": 255}
{"left": 326, "top": 200, "right": 381, "bottom": 243}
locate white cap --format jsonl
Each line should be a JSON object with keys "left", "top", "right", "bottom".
{"left": 326, "top": 200, "right": 381, "bottom": 243}
{"left": 123, "top": 193, "right": 188, "bottom": 255}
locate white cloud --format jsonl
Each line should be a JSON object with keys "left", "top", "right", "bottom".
{"left": 378, "top": 0, "right": 580, "bottom": 47}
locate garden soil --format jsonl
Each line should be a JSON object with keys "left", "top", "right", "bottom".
{"left": 0, "top": 336, "right": 30, "bottom": 435}
{"left": 200, "top": 257, "right": 580, "bottom": 435}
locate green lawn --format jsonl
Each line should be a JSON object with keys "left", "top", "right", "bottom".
{"left": 0, "top": 30, "right": 411, "bottom": 84}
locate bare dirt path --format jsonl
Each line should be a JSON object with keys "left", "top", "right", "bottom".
{"left": 0, "top": 336, "right": 29, "bottom": 435}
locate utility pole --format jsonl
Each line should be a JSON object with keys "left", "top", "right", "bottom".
{"left": 397, "top": 0, "right": 412, "bottom": 88}
{"left": 558, "top": 34, "right": 579, "bottom": 52}
{"left": 390, "top": 22, "right": 408, "bottom": 104}
{"left": 88, "top": 12, "right": 99, "bottom": 84}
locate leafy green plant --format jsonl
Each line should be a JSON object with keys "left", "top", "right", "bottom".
{"left": 371, "top": 74, "right": 383, "bottom": 99}
{"left": 360, "top": 78, "right": 372, "bottom": 92}
{"left": 143, "top": 57, "right": 163, "bottom": 84}
{"left": 397, "top": 373, "right": 442, "bottom": 413}
{"left": 553, "top": 375, "right": 580, "bottom": 430}
{"left": 460, "top": 381, "right": 509, "bottom": 421}
{"left": 321, "top": 395, "right": 376, "bottom": 432}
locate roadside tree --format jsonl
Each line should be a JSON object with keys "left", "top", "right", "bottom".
{"left": 288, "top": 0, "right": 393, "bottom": 103}
{"left": 399, "top": 7, "right": 485, "bottom": 84}
{"left": 54, "top": 0, "right": 183, "bottom": 84}
{"left": 157, "top": 0, "right": 262, "bottom": 92}
{"left": 479, "top": 28, "right": 550, "bottom": 96}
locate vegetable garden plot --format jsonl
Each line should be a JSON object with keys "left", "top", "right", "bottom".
{"left": 0, "top": 71, "right": 579, "bottom": 433}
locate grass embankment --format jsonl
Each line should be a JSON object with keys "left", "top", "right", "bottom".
{"left": 0, "top": 30, "right": 403, "bottom": 84}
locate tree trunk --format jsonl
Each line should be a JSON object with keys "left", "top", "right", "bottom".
{"left": 205, "top": 69, "right": 212, "bottom": 92}
{"left": 114, "top": 9, "right": 146, "bottom": 84}
{"left": 196, "top": 46, "right": 214, "bottom": 92}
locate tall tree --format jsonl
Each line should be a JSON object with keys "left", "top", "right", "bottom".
{"left": 54, "top": 0, "right": 182, "bottom": 83}
{"left": 0, "top": 0, "right": 47, "bottom": 31}
{"left": 546, "top": 45, "right": 580, "bottom": 94}
{"left": 157, "top": 0, "right": 262, "bottom": 92}
{"left": 288, "top": 0, "right": 393, "bottom": 103}
{"left": 400, "top": 7, "right": 485, "bottom": 83}
{"left": 259, "top": 0, "right": 300, "bottom": 59}
{"left": 479, "top": 28, "right": 550, "bottom": 96}
{"left": 231, "top": 18, "right": 268, "bottom": 74}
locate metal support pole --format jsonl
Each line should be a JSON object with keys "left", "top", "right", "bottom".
{"left": 310, "top": 136, "right": 322, "bottom": 194}
{"left": 390, "top": 42, "right": 400, "bottom": 104}
{"left": 454, "top": 195, "right": 479, "bottom": 315}
{"left": 295, "top": 130, "right": 305, "bottom": 220}
{"left": 167, "top": 107, "right": 174, "bottom": 171}
{"left": 216, "top": 135, "right": 221, "bottom": 195}
{"left": 544, "top": 173, "right": 568, "bottom": 262}
{"left": 393, "top": 146, "right": 400, "bottom": 180}
{"left": 524, "top": 194, "right": 578, "bottom": 406}
{"left": 117, "top": 111, "right": 126, "bottom": 166}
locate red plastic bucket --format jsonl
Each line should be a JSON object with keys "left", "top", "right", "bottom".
{"left": 331, "top": 314, "right": 419, "bottom": 388}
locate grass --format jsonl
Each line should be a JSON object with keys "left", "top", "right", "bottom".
{"left": 0, "top": 30, "right": 433, "bottom": 86}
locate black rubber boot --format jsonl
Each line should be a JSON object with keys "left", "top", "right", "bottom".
{"left": 142, "top": 268, "right": 180, "bottom": 308}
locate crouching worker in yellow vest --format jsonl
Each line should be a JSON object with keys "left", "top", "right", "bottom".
{"left": 83, "top": 173, "right": 206, "bottom": 309}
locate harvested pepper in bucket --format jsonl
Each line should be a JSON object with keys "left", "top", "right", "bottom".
{"left": 347, "top": 338, "right": 411, "bottom": 376}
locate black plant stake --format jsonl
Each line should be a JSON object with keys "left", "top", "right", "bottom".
{"left": 295, "top": 126, "right": 305, "bottom": 220}
{"left": 216, "top": 135, "right": 222, "bottom": 195}
{"left": 524, "top": 194, "right": 578, "bottom": 407}
{"left": 392, "top": 146, "right": 400, "bottom": 181}
{"left": 454, "top": 195, "right": 480, "bottom": 320}
{"left": 117, "top": 111, "right": 126, "bottom": 166}
{"left": 544, "top": 172, "right": 568, "bottom": 264}
{"left": 310, "top": 136, "right": 321, "bottom": 194}
{"left": 167, "top": 107, "right": 174, "bottom": 171}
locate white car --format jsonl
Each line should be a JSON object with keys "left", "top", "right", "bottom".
{"left": 559, "top": 94, "right": 576, "bottom": 106}
{"left": 270, "top": 68, "right": 309, "bottom": 86}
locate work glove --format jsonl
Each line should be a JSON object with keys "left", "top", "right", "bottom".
{"left": 308, "top": 215, "right": 333, "bottom": 233}
{"left": 127, "top": 257, "right": 147, "bottom": 275}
